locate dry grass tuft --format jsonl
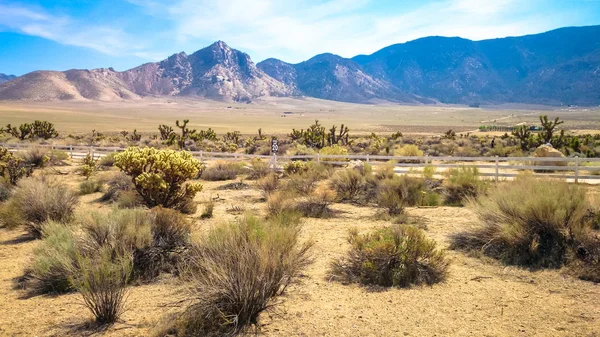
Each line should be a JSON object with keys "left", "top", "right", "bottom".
{"left": 451, "top": 177, "right": 599, "bottom": 280}
{"left": 164, "top": 214, "right": 312, "bottom": 336}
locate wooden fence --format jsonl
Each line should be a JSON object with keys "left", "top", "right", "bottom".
{"left": 3, "top": 143, "right": 600, "bottom": 183}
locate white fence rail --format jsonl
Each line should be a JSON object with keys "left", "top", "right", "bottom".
{"left": 3, "top": 143, "right": 600, "bottom": 183}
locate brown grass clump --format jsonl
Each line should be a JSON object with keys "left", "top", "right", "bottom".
{"left": 162, "top": 214, "right": 312, "bottom": 336}
{"left": 101, "top": 172, "right": 134, "bottom": 202}
{"left": 19, "top": 147, "right": 49, "bottom": 168}
{"left": 297, "top": 185, "right": 337, "bottom": 218}
{"left": 10, "top": 176, "right": 78, "bottom": 238}
{"left": 149, "top": 207, "right": 191, "bottom": 249}
{"left": 451, "top": 177, "right": 599, "bottom": 280}
{"left": 331, "top": 225, "right": 448, "bottom": 287}
{"left": 256, "top": 172, "right": 279, "bottom": 198}
{"left": 266, "top": 191, "right": 298, "bottom": 218}
{"left": 330, "top": 166, "right": 368, "bottom": 202}
{"left": 201, "top": 161, "right": 246, "bottom": 181}
{"left": 246, "top": 158, "right": 271, "bottom": 180}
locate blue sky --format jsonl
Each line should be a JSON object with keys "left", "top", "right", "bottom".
{"left": 1, "top": 0, "right": 599, "bottom": 75}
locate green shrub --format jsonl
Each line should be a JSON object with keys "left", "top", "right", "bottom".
{"left": 24, "top": 221, "right": 78, "bottom": 294}
{"left": 246, "top": 158, "right": 271, "bottom": 180}
{"left": 71, "top": 247, "right": 132, "bottom": 324}
{"left": 0, "top": 201, "right": 25, "bottom": 229}
{"left": 201, "top": 161, "right": 246, "bottom": 181}
{"left": 115, "top": 147, "right": 203, "bottom": 211}
{"left": 422, "top": 165, "right": 436, "bottom": 179}
{"left": 169, "top": 215, "right": 312, "bottom": 336}
{"left": 99, "top": 152, "right": 118, "bottom": 167}
{"left": 319, "top": 145, "right": 348, "bottom": 163}
{"left": 443, "top": 166, "right": 486, "bottom": 206}
{"left": 376, "top": 175, "right": 427, "bottom": 215}
{"left": 80, "top": 209, "right": 152, "bottom": 255}
{"left": 47, "top": 149, "right": 69, "bottom": 165}
{"left": 331, "top": 225, "right": 448, "bottom": 287}
{"left": 396, "top": 144, "right": 423, "bottom": 157}
{"left": 81, "top": 153, "right": 97, "bottom": 180}
{"left": 0, "top": 146, "right": 33, "bottom": 185}
{"left": 451, "top": 177, "right": 595, "bottom": 271}
{"left": 79, "top": 179, "right": 103, "bottom": 195}
{"left": 11, "top": 177, "right": 78, "bottom": 238}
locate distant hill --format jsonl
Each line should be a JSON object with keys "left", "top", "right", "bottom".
{"left": 0, "top": 74, "right": 16, "bottom": 84}
{"left": 351, "top": 25, "right": 600, "bottom": 105}
{"left": 1, "top": 26, "right": 599, "bottom": 105}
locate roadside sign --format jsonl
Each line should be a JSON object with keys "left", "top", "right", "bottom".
{"left": 271, "top": 139, "right": 279, "bottom": 154}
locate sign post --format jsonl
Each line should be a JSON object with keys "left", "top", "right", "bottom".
{"left": 270, "top": 138, "right": 279, "bottom": 170}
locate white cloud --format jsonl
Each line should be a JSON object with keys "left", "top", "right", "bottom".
{"left": 0, "top": 0, "right": 593, "bottom": 65}
{"left": 0, "top": 3, "right": 148, "bottom": 57}
{"left": 128, "top": 0, "right": 580, "bottom": 63}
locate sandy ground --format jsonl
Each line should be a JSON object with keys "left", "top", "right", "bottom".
{"left": 0, "top": 168, "right": 599, "bottom": 337}
{"left": 1, "top": 97, "right": 598, "bottom": 135}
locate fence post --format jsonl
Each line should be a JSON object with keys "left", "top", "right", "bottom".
{"left": 69, "top": 145, "right": 73, "bottom": 158}
{"left": 316, "top": 153, "right": 320, "bottom": 163}
{"left": 425, "top": 155, "right": 429, "bottom": 165}
{"left": 199, "top": 151, "right": 203, "bottom": 161}
{"left": 366, "top": 154, "right": 370, "bottom": 163}
{"left": 574, "top": 156, "right": 579, "bottom": 183}
{"left": 495, "top": 156, "right": 499, "bottom": 182}
{"left": 272, "top": 153, "right": 278, "bottom": 170}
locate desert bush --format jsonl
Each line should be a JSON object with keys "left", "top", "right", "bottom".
{"left": 330, "top": 166, "right": 371, "bottom": 202}
{"left": 331, "top": 225, "right": 448, "bottom": 287}
{"left": 443, "top": 166, "right": 486, "bottom": 206}
{"left": 0, "top": 180, "right": 10, "bottom": 202}
{"left": 170, "top": 214, "right": 312, "bottom": 336}
{"left": 47, "top": 149, "right": 69, "bottom": 165}
{"left": 396, "top": 144, "right": 424, "bottom": 157}
{"left": 201, "top": 161, "right": 246, "bottom": 181}
{"left": 99, "top": 152, "right": 118, "bottom": 168}
{"left": 297, "top": 185, "right": 336, "bottom": 218}
{"left": 450, "top": 177, "right": 593, "bottom": 270}
{"left": 376, "top": 175, "right": 427, "bottom": 215}
{"left": 200, "top": 200, "right": 214, "bottom": 219}
{"left": 256, "top": 172, "right": 279, "bottom": 198}
{"left": 101, "top": 172, "right": 134, "bottom": 202}
{"left": 246, "top": 158, "right": 271, "bottom": 180}
{"left": 149, "top": 207, "right": 191, "bottom": 249}
{"left": 24, "top": 221, "right": 78, "bottom": 294}
{"left": 284, "top": 161, "right": 308, "bottom": 175}
{"left": 319, "top": 145, "right": 348, "bottom": 163}
{"left": 20, "top": 147, "right": 49, "bottom": 168}
{"left": 11, "top": 177, "right": 78, "bottom": 238}
{"left": 116, "top": 190, "right": 145, "bottom": 209}
{"left": 80, "top": 209, "right": 152, "bottom": 255}
{"left": 79, "top": 179, "right": 103, "bottom": 195}
{"left": 81, "top": 153, "right": 98, "bottom": 180}
{"left": 375, "top": 162, "right": 396, "bottom": 180}
{"left": 266, "top": 191, "right": 298, "bottom": 219}
{"left": 115, "top": 147, "right": 203, "bottom": 211}
{"left": 71, "top": 247, "right": 132, "bottom": 324}
{"left": 0, "top": 201, "right": 25, "bottom": 228}
{"left": 422, "top": 165, "right": 436, "bottom": 179}
{"left": 0, "top": 146, "right": 33, "bottom": 185}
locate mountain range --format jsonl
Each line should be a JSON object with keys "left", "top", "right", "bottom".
{"left": 1, "top": 25, "right": 599, "bottom": 105}
{"left": 0, "top": 74, "right": 16, "bottom": 84}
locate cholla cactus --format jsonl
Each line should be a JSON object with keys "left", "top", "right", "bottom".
{"left": 114, "top": 147, "right": 203, "bottom": 210}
